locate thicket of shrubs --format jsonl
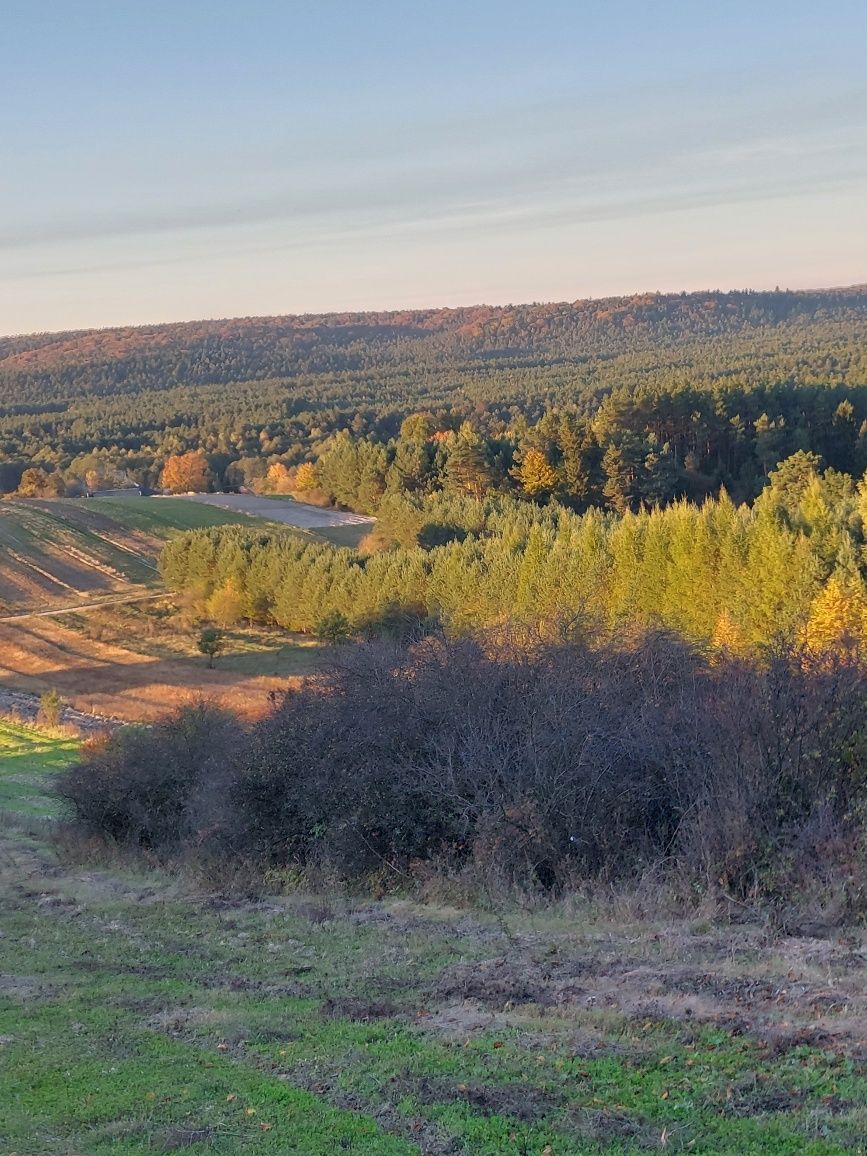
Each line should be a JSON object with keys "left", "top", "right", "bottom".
{"left": 58, "top": 632, "right": 867, "bottom": 920}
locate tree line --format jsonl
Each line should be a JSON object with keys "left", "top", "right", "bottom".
{"left": 3, "top": 288, "right": 867, "bottom": 514}
{"left": 159, "top": 451, "right": 867, "bottom": 660}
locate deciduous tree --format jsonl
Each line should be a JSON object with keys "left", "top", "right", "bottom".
{"left": 160, "top": 451, "right": 210, "bottom": 494}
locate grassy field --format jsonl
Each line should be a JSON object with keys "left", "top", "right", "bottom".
{"left": 0, "top": 719, "right": 79, "bottom": 818}
{"left": 1, "top": 731, "right": 866, "bottom": 1154}
{"left": 57, "top": 602, "right": 325, "bottom": 677}
{"left": 0, "top": 496, "right": 331, "bottom": 720}
{"left": 0, "top": 613, "right": 320, "bottom": 722}
{"left": 89, "top": 494, "right": 276, "bottom": 535}
{"left": 0, "top": 492, "right": 364, "bottom": 619}
{"left": 313, "top": 521, "right": 374, "bottom": 549}
{"left": 0, "top": 496, "right": 277, "bottom": 616}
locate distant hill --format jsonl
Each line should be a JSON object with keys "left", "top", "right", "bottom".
{"left": 3, "top": 286, "right": 867, "bottom": 400}
{"left": 3, "top": 285, "right": 867, "bottom": 503}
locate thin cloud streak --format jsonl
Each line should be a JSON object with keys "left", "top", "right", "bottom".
{"left": 4, "top": 80, "right": 865, "bottom": 254}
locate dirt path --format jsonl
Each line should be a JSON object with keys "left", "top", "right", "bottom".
{"left": 0, "top": 686, "right": 117, "bottom": 730}
{"left": 0, "top": 590, "right": 168, "bottom": 622}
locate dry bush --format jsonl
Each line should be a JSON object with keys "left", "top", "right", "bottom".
{"left": 56, "top": 632, "right": 867, "bottom": 919}
{"left": 57, "top": 700, "right": 243, "bottom": 850}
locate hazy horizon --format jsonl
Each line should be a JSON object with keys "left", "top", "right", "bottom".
{"left": 4, "top": 279, "right": 867, "bottom": 342}
{"left": 3, "top": 1, "right": 866, "bottom": 334}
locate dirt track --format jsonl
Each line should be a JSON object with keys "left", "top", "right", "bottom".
{"left": 0, "top": 591, "right": 167, "bottom": 622}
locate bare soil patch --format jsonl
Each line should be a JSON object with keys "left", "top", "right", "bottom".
{"left": 320, "top": 997, "right": 402, "bottom": 1022}
{"left": 431, "top": 935, "right": 867, "bottom": 1054}
{"left": 0, "top": 617, "right": 300, "bottom": 721}
{"left": 393, "top": 1074, "right": 562, "bottom": 1122}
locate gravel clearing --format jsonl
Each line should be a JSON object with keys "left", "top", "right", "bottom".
{"left": 161, "top": 492, "right": 375, "bottom": 531}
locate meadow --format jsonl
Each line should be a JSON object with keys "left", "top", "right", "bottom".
{"left": 0, "top": 495, "right": 268, "bottom": 616}
{"left": 0, "top": 612, "right": 321, "bottom": 723}
{"left": 0, "top": 718, "right": 79, "bottom": 817}
{"left": 1, "top": 722, "right": 866, "bottom": 1154}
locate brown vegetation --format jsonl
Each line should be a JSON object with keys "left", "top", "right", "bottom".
{"left": 58, "top": 631, "right": 867, "bottom": 923}
{"left": 0, "top": 617, "right": 301, "bottom": 721}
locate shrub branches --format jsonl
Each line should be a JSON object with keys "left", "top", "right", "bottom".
{"left": 58, "top": 633, "right": 867, "bottom": 917}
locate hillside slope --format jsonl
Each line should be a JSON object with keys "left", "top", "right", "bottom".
{"left": 3, "top": 288, "right": 867, "bottom": 401}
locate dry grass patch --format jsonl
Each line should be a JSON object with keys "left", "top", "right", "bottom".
{"left": 0, "top": 617, "right": 303, "bottom": 721}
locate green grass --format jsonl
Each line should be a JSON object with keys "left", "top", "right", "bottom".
{"left": 1, "top": 731, "right": 865, "bottom": 1154}
{"left": 90, "top": 495, "right": 274, "bottom": 536}
{"left": 0, "top": 501, "right": 156, "bottom": 586}
{"left": 311, "top": 522, "right": 372, "bottom": 549}
{"left": 0, "top": 720, "right": 79, "bottom": 818}
{"left": 0, "top": 497, "right": 280, "bottom": 612}
{"left": 213, "top": 631, "right": 324, "bottom": 676}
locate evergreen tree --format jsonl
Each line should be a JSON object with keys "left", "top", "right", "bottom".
{"left": 445, "top": 428, "right": 493, "bottom": 499}
{"left": 803, "top": 572, "right": 867, "bottom": 659}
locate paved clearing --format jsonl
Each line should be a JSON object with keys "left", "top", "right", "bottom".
{"left": 169, "top": 492, "right": 375, "bottom": 531}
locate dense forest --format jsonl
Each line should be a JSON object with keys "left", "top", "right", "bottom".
{"left": 3, "top": 287, "right": 867, "bottom": 509}
{"left": 160, "top": 452, "right": 867, "bottom": 660}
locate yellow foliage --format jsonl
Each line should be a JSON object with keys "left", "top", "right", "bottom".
{"left": 711, "top": 609, "right": 746, "bottom": 656}
{"left": 515, "top": 448, "right": 558, "bottom": 496}
{"left": 207, "top": 580, "right": 245, "bottom": 628}
{"left": 293, "top": 461, "right": 318, "bottom": 491}
{"left": 265, "top": 462, "right": 294, "bottom": 494}
{"left": 803, "top": 574, "right": 867, "bottom": 659}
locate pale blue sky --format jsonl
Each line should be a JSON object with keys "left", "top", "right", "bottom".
{"left": 2, "top": 0, "right": 866, "bottom": 334}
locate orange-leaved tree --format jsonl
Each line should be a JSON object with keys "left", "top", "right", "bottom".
{"left": 160, "top": 451, "right": 210, "bottom": 494}
{"left": 263, "top": 462, "right": 294, "bottom": 494}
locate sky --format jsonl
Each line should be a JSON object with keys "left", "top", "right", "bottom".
{"left": 2, "top": 0, "right": 866, "bottom": 334}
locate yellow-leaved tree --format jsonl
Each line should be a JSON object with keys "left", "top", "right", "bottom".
{"left": 803, "top": 572, "right": 867, "bottom": 660}
{"left": 293, "top": 461, "right": 318, "bottom": 492}
{"left": 514, "top": 448, "right": 559, "bottom": 497}
{"left": 711, "top": 609, "right": 747, "bottom": 657}
{"left": 206, "top": 579, "right": 245, "bottom": 629}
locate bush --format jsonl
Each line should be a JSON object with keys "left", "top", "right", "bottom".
{"left": 38, "top": 688, "right": 63, "bottom": 729}
{"left": 56, "top": 634, "right": 867, "bottom": 916}
{"left": 314, "top": 610, "right": 352, "bottom": 645}
{"left": 57, "top": 701, "right": 242, "bottom": 850}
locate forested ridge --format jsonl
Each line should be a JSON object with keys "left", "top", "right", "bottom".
{"left": 5, "top": 287, "right": 867, "bottom": 391}
{"left": 3, "top": 286, "right": 867, "bottom": 508}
